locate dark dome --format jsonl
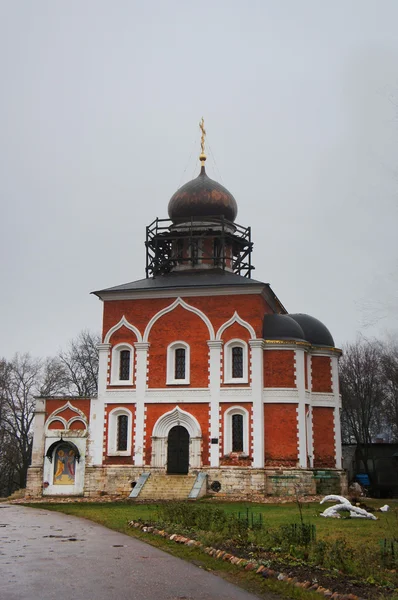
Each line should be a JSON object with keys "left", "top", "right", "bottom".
{"left": 168, "top": 166, "right": 238, "bottom": 222}
{"left": 288, "top": 314, "right": 335, "bottom": 347}
{"left": 263, "top": 314, "right": 306, "bottom": 341}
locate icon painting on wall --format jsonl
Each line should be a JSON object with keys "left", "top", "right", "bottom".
{"left": 54, "top": 444, "right": 76, "bottom": 485}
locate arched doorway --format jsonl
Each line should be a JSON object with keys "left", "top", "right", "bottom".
{"left": 167, "top": 425, "right": 189, "bottom": 474}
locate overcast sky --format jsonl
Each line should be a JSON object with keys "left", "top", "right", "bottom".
{"left": 1, "top": 1, "right": 397, "bottom": 359}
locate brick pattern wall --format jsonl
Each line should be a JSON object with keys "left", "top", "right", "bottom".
{"left": 45, "top": 399, "right": 91, "bottom": 422}
{"left": 312, "top": 407, "right": 335, "bottom": 467}
{"left": 264, "top": 404, "right": 298, "bottom": 466}
{"left": 311, "top": 356, "right": 332, "bottom": 392}
{"left": 263, "top": 350, "right": 296, "bottom": 388}
{"left": 147, "top": 305, "right": 210, "bottom": 388}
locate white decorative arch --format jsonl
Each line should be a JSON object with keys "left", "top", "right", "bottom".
{"left": 216, "top": 311, "right": 256, "bottom": 341}
{"left": 143, "top": 297, "right": 215, "bottom": 342}
{"left": 151, "top": 406, "right": 202, "bottom": 469}
{"left": 104, "top": 315, "right": 143, "bottom": 344}
{"left": 46, "top": 401, "right": 88, "bottom": 432}
{"left": 152, "top": 406, "right": 202, "bottom": 438}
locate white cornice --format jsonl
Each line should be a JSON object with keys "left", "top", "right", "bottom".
{"left": 96, "top": 284, "right": 266, "bottom": 302}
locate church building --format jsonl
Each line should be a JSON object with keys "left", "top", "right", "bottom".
{"left": 27, "top": 124, "right": 345, "bottom": 499}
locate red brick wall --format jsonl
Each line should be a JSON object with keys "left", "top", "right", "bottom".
{"left": 312, "top": 407, "right": 335, "bottom": 467}
{"left": 311, "top": 356, "right": 332, "bottom": 392}
{"left": 220, "top": 322, "right": 251, "bottom": 387}
{"left": 144, "top": 403, "right": 210, "bottom": 466}
{"left": 147, "top": 305, "right": 209, "bottom": 388}
{"left": 219, "top": 402, "right": 253, "bottom": 465}
{"left": 264, "top": 404, "right": 298, "bottom": 466}
{"left": 103, "top": 403, "right": 135, "bottom": 465}
{"left": 45, "top": 399, "right": 91, "bottom": 422}
{"left": 102, "top": 294, "right": 271, "bottom": 346}
{"left": 263, "top": 350, "right": 296, "bottom": 388}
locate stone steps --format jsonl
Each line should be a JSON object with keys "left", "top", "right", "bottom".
{"left": 138, "top": 474, "right": 196, "bottom": 500}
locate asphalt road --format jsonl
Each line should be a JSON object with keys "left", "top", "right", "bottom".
{"left": 0, "top": 503, "right": 268, "bottom": 600}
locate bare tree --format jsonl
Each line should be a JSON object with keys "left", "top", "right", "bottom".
{"left": 379, "top": 338, "right": 398, "bottom": 440}
{"left": 340, "top": 338, "right": 386, "bottom": 480}
{"left": 0, "top": 354, "right": 42, "bottom": 493}
{"left": 58, "top": 330, "right": 100, "bottom": 396}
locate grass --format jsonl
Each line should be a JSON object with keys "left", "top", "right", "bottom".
{"left": 23, "top": 499, "right": 398, "bottom": 600}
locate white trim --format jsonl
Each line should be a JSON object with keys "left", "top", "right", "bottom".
{"left": 223, "top": 339, "right": 249, "bottom": 384}
{"left": 166, "top": 341, "right": 190, "bottom": 385}
{"left": 97, "top": 285, "right": 267, "bottom": 302}
{"left": 152, "top": 405, "right": 202, "bottom": 438}
{"left": 216, "top": 311, "right": 256, "bottom": 341}
{"left": 223, "top": 405, "right": 249, "bottom": 455}
{"left": 104, "top": 315, "right": 142, "bottom": 344}
{"left": 143, "top": 297, "right": 215, "bottom": 342}
{"left": 110, "top": 343, "right": 134, "bottom": 386}
{"left": 107, "top": 407, "right": 133, "bottom": 456}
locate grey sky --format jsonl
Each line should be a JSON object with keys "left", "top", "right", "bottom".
{"left": 1, "top": 1, "right": 397, "bottom": 359}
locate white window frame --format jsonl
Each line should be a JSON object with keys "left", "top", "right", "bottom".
{"left": 110, "top": 343, "right": 134, "bottom": 386}
{"left": 224, "top": 339, "right": 248, "bottom": 384}
{"left": 167, "top": 341, "right": 190, "bottom": 385}
{"left": 107, "top": 408, "right": 133, "bottom": 456}
{"left": 223, "top": 406, "right": 249, "bottom": 455}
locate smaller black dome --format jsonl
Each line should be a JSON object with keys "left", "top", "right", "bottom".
{"left": 263, "top": 314, "right": 306, "bottom": 341}
{"left": 288, "top": 314, "right": 334, "bottom": 347}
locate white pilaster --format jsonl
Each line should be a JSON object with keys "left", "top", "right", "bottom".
{"left": 134, "top": 342, "right": 150, "bottom": 466}
{"left": 331, "top": 355, "right": 342, "bottom": 468}
{"left": 249, "top": 339, "right": 264, "bottom": 468}
{"left": 295, "top": 348, "right": 307, "bottom": 468}
{"left": 31, "top": 398, "right": 46, "bottom": 467}
{"left": 207, "top": 340, "right": 222, "bottom": 467}
{"left": 90, "top": 343, "right": 111, "bottom": 465}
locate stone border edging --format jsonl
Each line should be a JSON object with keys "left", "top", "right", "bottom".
{"left": 127, "top": 520, "right": 365, "bottom": 600}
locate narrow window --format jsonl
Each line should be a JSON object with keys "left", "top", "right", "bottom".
{"left": 190, "top": 239, "right": 199, "bottom": 265}
{"left": 232, "top": 414, "right": 244, "bottom": 452}
{"left": 175, "top": 348, "right": 186, "bottom": 380}
{"left": 213, "top": 238, "right": 222, "bottom": 266}
{"left": 232, "top": 346, "right": 243, "bottom": 378}
{"left": 119, "top": 350, "right": 130, "bottom": 381}
{"left": 117, "top": 415, "right": 128, "bottom": 451}
{"left": 176, "top": 239, "right": 184, "bottom": 264}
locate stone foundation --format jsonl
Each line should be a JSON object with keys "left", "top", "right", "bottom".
{"left": 26, "top": 464, "right": 347, "bottom": 500}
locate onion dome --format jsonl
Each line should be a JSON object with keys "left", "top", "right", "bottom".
{"left": 288, "top": 314, "right": 335, "bottom": 347}
{"left": 168, "top": 165, "right": 238, "bottom": 222}
{"left": 263, "top": 314, "right": 306, "bottom": 341}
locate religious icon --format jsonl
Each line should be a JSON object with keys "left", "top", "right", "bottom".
{"left": 54, "top": 445, "right": 76, "bottom": 485}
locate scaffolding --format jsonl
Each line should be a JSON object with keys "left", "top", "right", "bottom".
{"left": 145, "top": 216, "right": 254, "bottom": 278}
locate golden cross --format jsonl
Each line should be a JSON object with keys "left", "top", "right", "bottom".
{"left": 199, "top": 117, "right": 206, "bottom": 160}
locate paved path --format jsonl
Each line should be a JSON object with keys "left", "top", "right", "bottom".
{"left": 0, "top": 503, "right": 269, "bottom": 600}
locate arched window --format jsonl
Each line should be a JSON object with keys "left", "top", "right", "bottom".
{"left": 224, "top": 340, "right": 248, "bottom": 384}
{"left": 167, "top": 342, "right": 190, "bottom": 385}
{"left": 232, "top": 414, "right": 244, "bottom": 452}
{"left": 108, "top": 408, "right": 132, "bottom": 456}
{"left": 110, "top": 344, "right": 134, "bottom": 385}
{"left": 175, "top": 348, "right": 186, "bottom": 380}
{"left": 117, "top": 415, "right": 128, "bottom": 451}
{"left": 224, "top": 406, "right": 249, "bottom": 455}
